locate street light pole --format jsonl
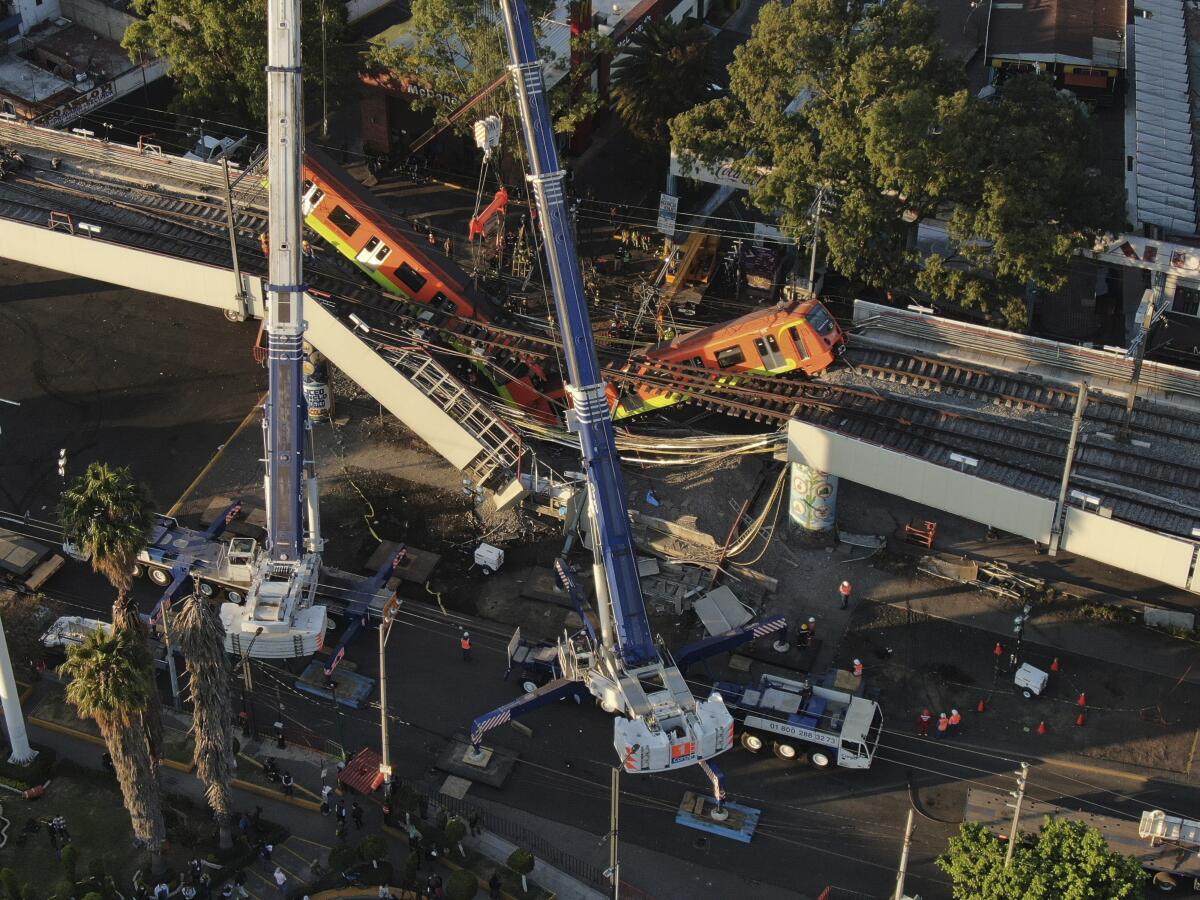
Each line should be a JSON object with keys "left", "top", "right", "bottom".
{"left": 1005, "top": 762, "right": 1030, "bottom": 868}
{"left": 608, "top": 766, "right": 620, "bottom": 900}
{"left": 379, "top": 595, "right": 399, "bottom": 801}
{"left": 893, "top": 807, "right": 915, "bottom": 900}
{"left": 807, "top": 189, "right": 824, "bottom": 296}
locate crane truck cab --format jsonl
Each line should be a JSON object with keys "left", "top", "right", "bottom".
{"left": 717, "top": 671, "right": 883, "bottom": 769}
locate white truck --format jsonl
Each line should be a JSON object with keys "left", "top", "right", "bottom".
{"left": 715, "top": 671, "right": 883, "bottom": 769}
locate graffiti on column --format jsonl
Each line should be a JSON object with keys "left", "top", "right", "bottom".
{"left": 789, "top": 464, "right": 838, "bottom": 532}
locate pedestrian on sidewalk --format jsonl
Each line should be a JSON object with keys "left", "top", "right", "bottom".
{"left": 468, "top": 811, "right": 480, "bottom": 836}
{"left": 335, "top": 799, "right": 347, "bottom": 824}
{"left": 838, "top": 580, "right": 852, "bottom": 610}
{"left": 273, "top": 866, "right": 288, "bottom": 895}
{"left": 488, "top": 871, "right": 502, "bottom": 899}
{"left": 259, "top": 841, "right": 274, "bottom": 864}
{"left": 320, "top": 799, "right": 330, "bottom": 817}
{"left": 321, "top": 783, "right": 333, "bottom": 805}
{"left": 935, "top": 712, "right": 949, "bottom": 739}
{"left": 188, "top": 858, "right": 203, "bottom": 883}
{"left": 352, "top": 801, "right": 364, "bottom": 830}
{"left": 460, "top": 631, "right": 472, "bottom": 662}
{"left": 153, "top": 883, "right": 170, "bottom": 900}
{"left": 181, "top": 884, "right": 197, "bottom": 900}
{"left": 281, "top": 771, "right": 294, "bottom": 796}
{"left": 948, "top": 709, "right": 962, "bottom": 737}
{"left": 916, "top": 708, "right": 932, "bottom": 736}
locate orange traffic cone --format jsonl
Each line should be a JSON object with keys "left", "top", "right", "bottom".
{"left": 1075, "top": 712, "right": 1086, "bottom": 727}
{"left": 1050, "top": 657, "right": 1060, "bottom": 673}
{"left": 977, "top": 698, "right": 987, "bottom": 713}
{"left": 1036, "top": 721, "right": 1048, "bottom": 735}
{"left": 993, "top": 642, "right": 1004, "bottom": 658}
{"left": 1077, "top": 692, "right": 1087, "bottom": 707}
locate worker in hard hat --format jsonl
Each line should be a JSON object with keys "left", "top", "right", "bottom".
{"left": 916, "top": 708, "right": 932, "bottom": 737}
{"left": 948, "top": 709, "right": 962, "bottom": 737}
{"left": 852, "top": 658, "right": 864, "bottom": 678}
{"left": 460, "top": 631, "right": 472, "bottom": 663}
{"left": 838, "top": 580, "right": 852, "bottom": 610}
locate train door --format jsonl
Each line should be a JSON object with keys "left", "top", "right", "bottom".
{"left": 754, "top": 335, "right": 788, "bottom": 371}
{"left": 301, "top": 180, "right": 325, "bottom": 216}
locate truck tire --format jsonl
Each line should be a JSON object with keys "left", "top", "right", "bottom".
{"left": 132, "top": 563, "right": 145, "bottom": 578}
{"left": 772, "top": 740, "right": 798, "bottom": 762}
{"left": 148, "top": 567, "right": 172, "bottom": 587}
{"left": 1152, "top": 872, "right": 1178, "bottom": 892}
{"left": 225, "top": 589, "right": 244, "bottom": 605}
{"left": 740, "top": 733, "right": 764, "bottom": 753}
{"left": 521, "top": 678, "right": 539, "bottom": 694}
{"left": 809, "top": 750, "right": 832, "bottom": 769}
{"left": 197, "top": 581, "right": 217, "bottom": 598}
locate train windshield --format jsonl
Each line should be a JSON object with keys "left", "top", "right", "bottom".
{"left": 807, "top": 304, "right": 837, "bottom": 337}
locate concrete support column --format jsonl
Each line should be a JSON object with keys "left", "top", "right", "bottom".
{"left": 788, "top": 462, "right": 839, "bottom": 533}
{"left": 0, "top": 615, "right": 36, "bottom": 764}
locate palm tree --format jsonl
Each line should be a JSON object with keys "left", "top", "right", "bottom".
{"left": 610, "top": 18, "right": 716, "bottom": 145}
{"left": 58, "top": 461, "right": 164, "bottom": 772}
{"left": 61, "top": 629, "right": 167, "bottom": 874}
{"left": 175, "top": 593, "right": 236, "bottom": 849}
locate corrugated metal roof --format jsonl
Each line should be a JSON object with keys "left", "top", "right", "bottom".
{"left": 1132, "top": 0, "right": 1198, "bottom": 235}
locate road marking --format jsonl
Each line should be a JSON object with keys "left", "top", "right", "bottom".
{"left": 288, "top": 832, "right": 334, "bottom": 850}
{"left": 167, "top": 393, "right": 264, "bottom": 516}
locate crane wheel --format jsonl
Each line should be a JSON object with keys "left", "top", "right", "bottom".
{"left": 148, "top": 567, "right": 171, "bottom": 587}
{"left": 740, "top": 733, "right": 764, "bottom": 753}
{"left": 1152, "top": 872, "right": 1178, "bottom": 892}
{"left": 225, "top": 589, "right": 244, "bottom": 605}
{"left": 197, "top": 581, "right": 217, "bottom": 598}
{"left": 809, "top": 750, "right": 832, "bottom": 769}
{"left": 132, "top": 563, "right": 144, "bottom": 578}
{"left": 772, "top": 741, "right": 798, "bottom": 762}
{"left": 521, "top": 679, "right": 539, "bottom": 694}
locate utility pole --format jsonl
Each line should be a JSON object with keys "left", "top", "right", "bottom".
{"left": 1048, "top": 381, "right": 1088, "bottom": 555}
{"left": 894, "top": 807, "right": 915, "bottom": 900}
{"left": 608, "top": 766, "right": 620, "bottom": 900}
{"left": 379, "top": 595, "right": 399, "bottom": 801}
{"left": 222, "top": 157, "right": 249, "bottom": 322}
{"left": 320, "top": 0, "right": 329, "bottom": 138}
{"left": 1004, "top": 762, "right": 1030, "bottom": 868}
{"left": 0, "top": 614, "right": 36, "bottom": 764}
{"left": 807, "top": 189, "right": 824, "bottom": 296}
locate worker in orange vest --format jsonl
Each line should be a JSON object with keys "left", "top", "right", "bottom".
{"left": 916, "top": 708, "right": 933, "bottom": 736}
{"left": 259, "top": 233, "right": 269, "bottom": 257}
{"left": 852, "top": 658, "right": 864, "bottom": 678}
{"left": 948, "top": 709, "right": 962, "bottom": 737}
{"left": 460, "top": 631, "right": 472, "bottom": 663}
{"left": 838, "top": 580, "right": 852, "bottom": 610}
{"left": 935, "top": 712, "right": 949, "bottom": 739}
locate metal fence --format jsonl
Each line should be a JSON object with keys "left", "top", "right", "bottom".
{"left": 407, "top": 775, "right": 656, "bottom": 898}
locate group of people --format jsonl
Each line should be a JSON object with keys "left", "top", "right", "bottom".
{"left": 917, "top": 707, "right": 963, "bottom": 738}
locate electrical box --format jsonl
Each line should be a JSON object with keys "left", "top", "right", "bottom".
{"left": 474, "top": 543, "right": 504, "bottom": 574}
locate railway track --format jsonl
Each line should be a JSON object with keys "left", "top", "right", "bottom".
{"left": 5, "top": 165, "right": 1200, "bottom": 539}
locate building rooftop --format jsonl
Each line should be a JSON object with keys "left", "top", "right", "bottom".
{"left": 0, "top": 51, "right": 71, "bottom": 104}
{"left": 1129, "top": 0, "right": 1198, "bottom": 236}
{"left": 987, "top": 0, "right": 1126, "bottom": 66}
{"left": 27, "top": 20, "right": 134, "bottom": 82}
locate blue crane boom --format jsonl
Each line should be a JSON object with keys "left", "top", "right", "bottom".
{"left": 496, "top": 0, "right": 656, "bottom": 667}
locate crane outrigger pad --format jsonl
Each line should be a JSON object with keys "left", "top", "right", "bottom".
{"left": 294, "top": 660, "right": 375, "bottom": 707}
{"left": 675, "top": 792, "right": 760, "bottom": 844}
{"left": 434, "top": 732, "right": 518, "bottom": 789}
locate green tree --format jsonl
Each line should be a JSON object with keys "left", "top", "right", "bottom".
{"left": 174, "top": 594, "right": 236, "bottom": 849}
{"left": 446, "top": 868, "right": 478, "bottom": 900}
{"left": 611, "top": 18, "right": 715, "bottom": 145}
{"left": 444, "top": 815, "right": 467, "bottom": 856}
{"left": 506, "top": 847, "right": 534, "bottom": 893}
{"left": 365, "top": 0, "right": 601, "bottom": 158}
{"left": 61, "top": 630, "right": 167, "bottom": 876}
{"left": 58, "top": 461, "right": 163, "bottom": 788}
{"left": 937, "top": 818, "right": 1146, "bottom": 899}
{"left": 670, "top": 0, "right": 1122, "bottom": 327}
{"left": 123, "top": 0, "right": 356, "bottom": 123}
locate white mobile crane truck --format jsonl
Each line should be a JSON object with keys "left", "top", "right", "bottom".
{"left": 717, "top": 672, "right": 883, "bottom": 769}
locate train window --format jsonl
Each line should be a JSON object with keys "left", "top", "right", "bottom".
{"left": 301, "top": 181, "right": 325, "bottom": 216}
{"left": 807, "top": 304, "right": 836, "bottom": 337}
{"left": 328, "top": 205, "right": 360, "bottom": 237}
{"left": 764, "top": 335, "right": 780, "bottom": 353}
{"left": 788, "top": 326, "right": 811, "bottom": 360}
{"left": 397, "top": 262, "right": 428, "bottom": 294}
{"left": 433, "top": 291, "right": 457, "bottom": 313}
{"left": 688, "top": 356, "right": 704, "bottom": 367}
{"left": 715, "top": 345, "right": 746, "bottom": 369}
